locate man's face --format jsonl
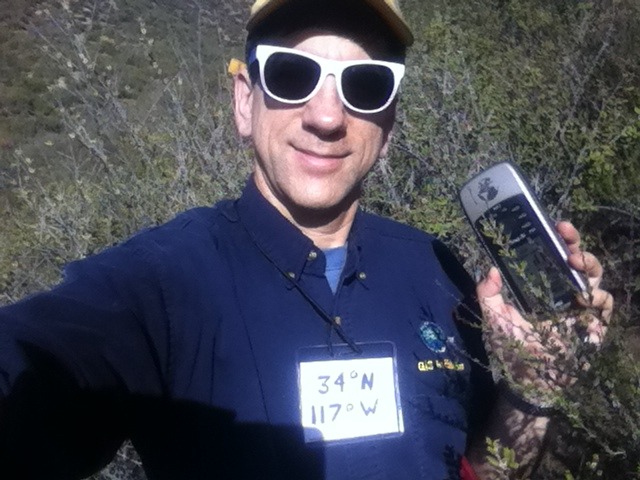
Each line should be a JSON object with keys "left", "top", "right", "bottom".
{"left": 234, "top": 32, "right": 396, "bottom": 219}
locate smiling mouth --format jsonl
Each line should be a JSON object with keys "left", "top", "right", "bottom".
{"left": 295, "top": 146, "right": 349, "bottom": 160}
{"left": 293, "top": 147, "right": 348, "bottom": 174}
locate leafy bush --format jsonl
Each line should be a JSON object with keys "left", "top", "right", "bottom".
{"left": 1, "top": 0, "right": 638, "bottom": 478}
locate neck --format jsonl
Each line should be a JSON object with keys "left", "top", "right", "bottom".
{"left": 296, "top": 208, "right": 355, "bottom": 249}
{"left": 253, "top": 177, "right": 357, "bottom": 249}
{"left": 280, "top": 200, "right": 357, "bottom": 249}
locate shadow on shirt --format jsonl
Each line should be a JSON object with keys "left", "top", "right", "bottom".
{"left": 0, "top": 344, "right": 325, "bottom": 480}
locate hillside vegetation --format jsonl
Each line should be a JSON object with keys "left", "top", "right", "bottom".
{"left": 1, "top": 0, "right": 639, "bottom": 478}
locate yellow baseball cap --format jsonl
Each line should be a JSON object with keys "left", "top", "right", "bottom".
{"left": 246, "top": 0, "right": 414, "bottom": 46}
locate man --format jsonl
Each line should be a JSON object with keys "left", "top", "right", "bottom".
{"left": 0, "top": 0, "right": 613, "bottom": 479}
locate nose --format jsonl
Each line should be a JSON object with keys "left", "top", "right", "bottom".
{"left": 301, "top": 75, "right": 347, "bottom": 136}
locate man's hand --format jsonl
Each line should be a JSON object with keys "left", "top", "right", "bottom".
{"left": 476, "top": 221, "right": 613, "bottom": 398}
{"left": 467, "top": 221, "right": 614, "bottom": 478}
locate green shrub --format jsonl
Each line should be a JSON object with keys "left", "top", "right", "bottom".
{"left": 1, "top": 0, "right": 638, "bottom": 478}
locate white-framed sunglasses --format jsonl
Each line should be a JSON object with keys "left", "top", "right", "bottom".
{"left": 250, "top": 44, "right": 405, "bottom": 114}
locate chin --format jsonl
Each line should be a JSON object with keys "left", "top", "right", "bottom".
{"left": 296, "top": 188, "right": 350, "bottom": 208}
{"left": 288, "top": 189, "right": 357, "bottom": 216}
{"left": 294, "top": 198, "right": 341, "bottom": 212}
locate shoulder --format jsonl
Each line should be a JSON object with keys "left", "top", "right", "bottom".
{"left": 63, "top": 200, "right": 238, "bottom": 282}
{"left": 358, "top": 210, "right": 475, "bottom": 298}
{"left": 137, "top": 200, "right": 234, "bottom": 240}
{"left": 358, "top": 211, "right": 456, "bottom": 267}
{"left": 358, "top": 210, "right": 437, "bottom": 245}
{"left": 122, "top": 200, "right": 238, "bottom": 254}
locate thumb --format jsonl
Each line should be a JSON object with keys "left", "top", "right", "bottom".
{"left": 477, "top": 268, "right": 532, "bottom": 343}
{"left": 477, "top": 266, "right": 503, "bottom": 300}
{"left": 476, "top": 267, "right": 514, "bottom": 324}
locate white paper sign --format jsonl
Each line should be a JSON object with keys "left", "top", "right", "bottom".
{"left": 298, "top": 356, "right": 403, "bottom": 443}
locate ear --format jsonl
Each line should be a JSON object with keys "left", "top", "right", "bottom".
{"left": 379, "top": 128, "right": 393, "bottom": 158}
{"left": 233, "top": 66, "right": 254, "bottom": 138}
{"left": 378, "top": 102, "right": 397, "bottom": 158}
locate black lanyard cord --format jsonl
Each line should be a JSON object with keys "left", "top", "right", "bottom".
{"left": 240, "top": 217, "right": 362, "bottom": 355}
{"left": 285, "top": 275, "right": 362, "bottom": 355}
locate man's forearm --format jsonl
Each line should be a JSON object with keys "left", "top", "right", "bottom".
{"left": 466, "top": 394, "right": 550, "bottom": 479}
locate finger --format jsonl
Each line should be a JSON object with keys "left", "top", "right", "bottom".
{"left": 476, "top": 266, "right": 503, "bottom": 299}
{"left": 576, "top": 288, "right": 614, "bottom": 323}
{"left": 598, "top": 290, "right": 614, "bottom": 323}
{"left": 476, "top": 268, "right": 510, "bottom": 333}
{"left": 568, "top": 251, "right": 603, "bottom": 288}
{"left": 584, "top": 316, "right": 607, "bottom": 345}
{"left": 556, "top": 221, "right": 581, "bottom": 254}
{"left": 557, "top": 222, "right": 605, "bottom": 290}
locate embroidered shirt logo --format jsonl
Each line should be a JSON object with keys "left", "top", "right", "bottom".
{"left": 418, "top": 359, "right": 465, "bottom": 372}
{"left": 419, "top": 321, "right": 447, "bottom": 353}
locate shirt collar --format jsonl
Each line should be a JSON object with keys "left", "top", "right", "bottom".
{"left": 236, "top": 177, "right": 315, "bottom": 280}
{"left": 235, "top": 177, "right": 365, "bottom": 282}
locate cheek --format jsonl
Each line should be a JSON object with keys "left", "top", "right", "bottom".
{"left": 358, "top": 127, "right": 386, "bottom": 162}
{"left": 251, "top": 105, "right": 291, "bottom": 155}
{"left": 251, "top": 116, "right": 275, "bottom": 163}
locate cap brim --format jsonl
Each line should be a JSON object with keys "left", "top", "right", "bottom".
{"left": 246, "top": 0, "right": 414, "bottom": 46}
{"left": 246, "top": 0, "right": 289, "bottom": 33}
{"left": 365, "top": 0, "right": 414, "bottom": 46}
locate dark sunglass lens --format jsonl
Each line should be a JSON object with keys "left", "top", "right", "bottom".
{"left": 264, "top": 52, "right": 320, "bottom": 101}
{"left": 342, "top": 65, "right": 395, "bottom": 111}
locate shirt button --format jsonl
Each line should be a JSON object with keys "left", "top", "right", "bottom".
{"left": 287, "top": 272, "right": 296, "bottom": 279}
{"left": 358, "top": 272, "right": 367, "bottom": 280}
{"left": 334, "top": 316, "right": 342, "bottom": 326}
{"left": 307, "top": 251, "right": 318, "bottom": 261}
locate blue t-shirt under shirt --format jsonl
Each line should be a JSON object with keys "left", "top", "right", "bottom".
{"left": 323, "top": 245, "right": 348, "bottom": 293}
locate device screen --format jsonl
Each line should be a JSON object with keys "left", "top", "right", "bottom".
{"left": 475, "top": 194, "right": 578, "bottom": 312}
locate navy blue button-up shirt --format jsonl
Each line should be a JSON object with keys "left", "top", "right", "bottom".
{"left": 0, "top": 179, "right": 493, "bottom": 479}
